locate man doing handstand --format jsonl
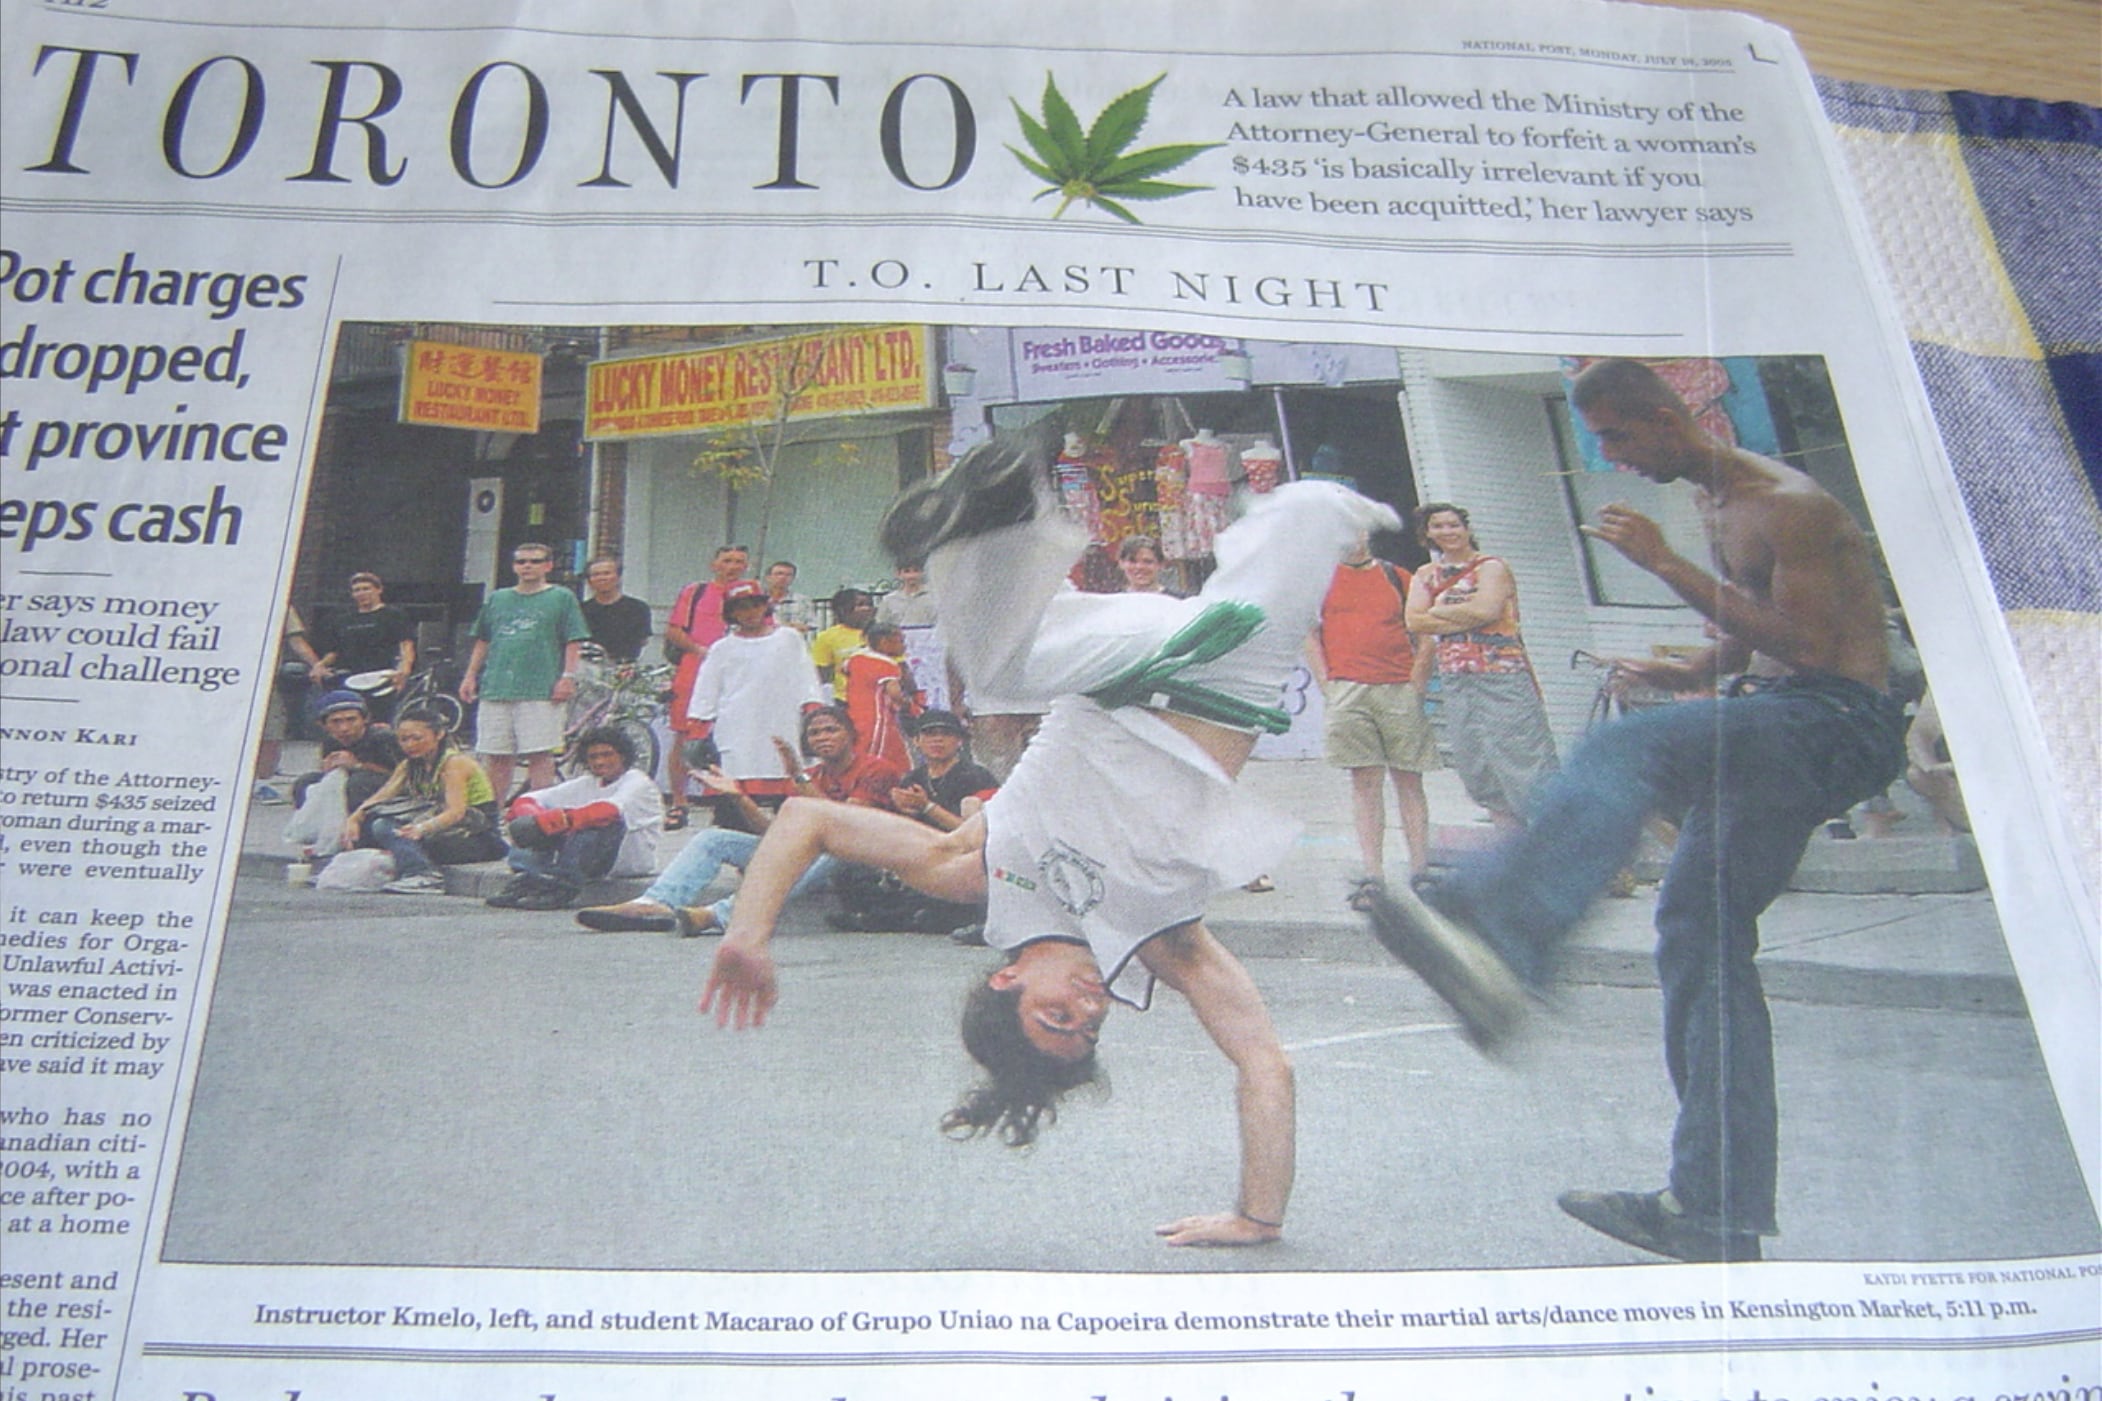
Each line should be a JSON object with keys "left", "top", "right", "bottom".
{"left": 701, "top": 433, "right": 1401, "bottom": 1246}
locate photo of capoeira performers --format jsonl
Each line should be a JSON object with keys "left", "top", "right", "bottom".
{"left": 169, "top": 324, "right": 2097, "bottom": 1274}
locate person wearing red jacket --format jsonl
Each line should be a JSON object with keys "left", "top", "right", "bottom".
{"left": 487, "top": 726, "right": 664, "bottom": 910}
{"left": 574, "top": 705, "right": 900, "bottom": 934}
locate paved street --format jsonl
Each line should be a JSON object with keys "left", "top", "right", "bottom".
{"left": 163, "top": 762, "right": 2098, "bottom": 1273}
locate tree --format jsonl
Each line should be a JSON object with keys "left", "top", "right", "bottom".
{"left": 686, "top": 330, "right": 871, "bottom": 560}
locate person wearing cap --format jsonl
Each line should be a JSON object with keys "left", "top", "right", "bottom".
{"left": 664, "top": 546, "right": 753, "bottom": 825}
{"left": 890, "top": 710, "right": 998, "bottom": 832}
{"left": 576, "top": 705, "right": 897, "bottom": 935}
{"left": 684, "top": 580, "right": 829, "bottom": 810}
{"left": 291, "top": 690, "right": 402, "bottom": 812}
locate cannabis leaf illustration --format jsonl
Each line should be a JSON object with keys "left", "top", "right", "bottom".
{"left": 1008, "top": 73, "right": 1219, "bottom": 224}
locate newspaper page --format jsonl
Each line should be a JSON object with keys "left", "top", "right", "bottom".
{"left": 1, "top": 1, "right": 2096, "bottom": 1397}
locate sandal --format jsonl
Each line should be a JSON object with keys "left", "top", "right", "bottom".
{"left": 663, "top": 805, "right": 688, "bottom": 831}
{"left": 1347, "top": 877, "right": 1383, "bottom": 914}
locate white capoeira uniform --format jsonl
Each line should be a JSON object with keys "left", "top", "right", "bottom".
{"left": 932, "top": 479, "right": 1397, "bottom": 1008}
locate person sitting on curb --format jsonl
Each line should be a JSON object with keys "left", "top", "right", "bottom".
{"left": 829, "top": 708, "right": 1002, "bottom": 936}
{"left": 291, "top": 690, "right": 402, "bottom": 812}
{"left": 573, "top": 706, "right": 900, "bottom": 935}
{"left": 888, "top": 709, "right": 998, "bottom": 832}
{"left": 488, "top": 726, "right": 665, "bottom": 910}
{"left": 343, "top": 707, "right": 506, "bottom": 894}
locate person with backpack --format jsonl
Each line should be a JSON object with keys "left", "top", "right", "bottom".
{"left": 662, "top": 543, "right": 750, "bottom": 828}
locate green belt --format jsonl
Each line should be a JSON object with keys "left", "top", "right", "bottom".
{"left": 1083, "top": 601, "right": 1292, "bottom": 735}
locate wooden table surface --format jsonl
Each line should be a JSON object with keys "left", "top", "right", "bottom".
{"left": 1630, "top": 0, "right": 2100, "bottom": 103}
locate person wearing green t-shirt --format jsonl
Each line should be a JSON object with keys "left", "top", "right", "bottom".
{"left": 462, "top": 542, "right": 591, "bottom": 798}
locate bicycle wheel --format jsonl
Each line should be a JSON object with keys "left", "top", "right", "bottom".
{"left": 422, "top": 690, "right": 466, "bottom": 736}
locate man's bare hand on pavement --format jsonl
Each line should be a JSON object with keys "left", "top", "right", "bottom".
{"left": 1153, "top": 1211, "right": 1281, "bottom": 1247}
{"left": 700, "top": 942, "right": 778, "bottom": 1029}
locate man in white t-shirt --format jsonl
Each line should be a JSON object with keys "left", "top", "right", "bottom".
{"left": 488, "top": 726, "right": 663, "bottom": 910}
{"left": 687, "top": 580, "right": 828, "bottom": 803}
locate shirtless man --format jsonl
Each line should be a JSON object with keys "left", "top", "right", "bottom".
{"left": 1374, "top": 357, "right": 1905, "bottom": 1263}
{"left": 702, "top": 435, "right": 1396, "bottom": 1247}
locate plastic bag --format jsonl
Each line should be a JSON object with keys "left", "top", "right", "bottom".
{"left": 314, "top": 847, "right": 395, "bottom": 891}
{"left": 282, "top": 768, "right": 351, "bottom": 855}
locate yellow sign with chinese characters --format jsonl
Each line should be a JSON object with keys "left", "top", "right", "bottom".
{"left": 585, "top": 325, "right": 933, "bottom": 441}
{"left": 401, "top": 341, "right": 543, "bottom": 433}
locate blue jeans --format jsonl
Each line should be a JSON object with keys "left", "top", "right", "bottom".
{"left": 641, "top": 826, "right": 840, "bottom": 924}
{"left": 370, "top": 814, "right": 506, "bottom": 877}
{"left": 366, "top": 817, "right": 431, "bottom": 877}
{"left": 508, "top": 819, "right": 627, "bottom": 892}
{"left": 1439, "top": 673, "right": 1904, "bottom": 1235}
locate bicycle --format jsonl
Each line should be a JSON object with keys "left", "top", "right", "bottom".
{"left": 343, "top": 664, "right": 466, "bottom": 736}
{"left": 1569, "top": 648, "right": 1688, "bottom": 890}
{"left": 1569, "top": 648, "right": 1679, "bottom": 732}
{"left": 552, "top": 645, "right": 670, "bottom": 781}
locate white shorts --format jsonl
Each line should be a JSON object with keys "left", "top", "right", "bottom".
{"left": 476, "top": 698, "right": 564, "bottom": 756}
{"left": 983, "top": 699, "right": 1296, "bottom": 1010}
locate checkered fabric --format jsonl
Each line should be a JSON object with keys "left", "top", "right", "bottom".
{"left": 1820, "top": 79, "right": 2102, "bottom": 892}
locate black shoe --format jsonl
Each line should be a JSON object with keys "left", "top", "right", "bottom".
{"left": 485, "top": 877, "right": 541, "bottom": 909}
{"left": 575, "top": 901, "right": 676, "bottom": 933}
{"left": 1558, "top": 1188, "right": 1763, "bottom": 1263}
{"left": 877, "top": 428, "right": 1048, "bottom": 564}
{"left": 511, "top": 881, "right": 580, "bottom": 911}
{"left": 1357, "top": 878, "right": 1528, "bottom": 1052}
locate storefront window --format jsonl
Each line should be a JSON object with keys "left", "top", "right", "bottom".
{"left": 985, "top": 383, "right": 1412, "bottom": 590}
{"left": 1757, "top": 356, "right": 1878, "bottom": 566}
{"left": 1548, "top": 396, "right": 1706, "bottom": 609}
{"left": 989, "top": 392, "right": 1287, "bottom": 591}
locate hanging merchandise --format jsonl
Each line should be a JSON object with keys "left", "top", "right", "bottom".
{"left": 1176, "top": 427, "right": 1233, "bottom": 559}
{"left": 1054, "top": 431, "right": 1105, "bottom": 541}
{"left": 1241, "top": 435, "right": 1284, "bottom": 493}
{"left": 1153, "top": 438, "right": 1195, "bottom": 561}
